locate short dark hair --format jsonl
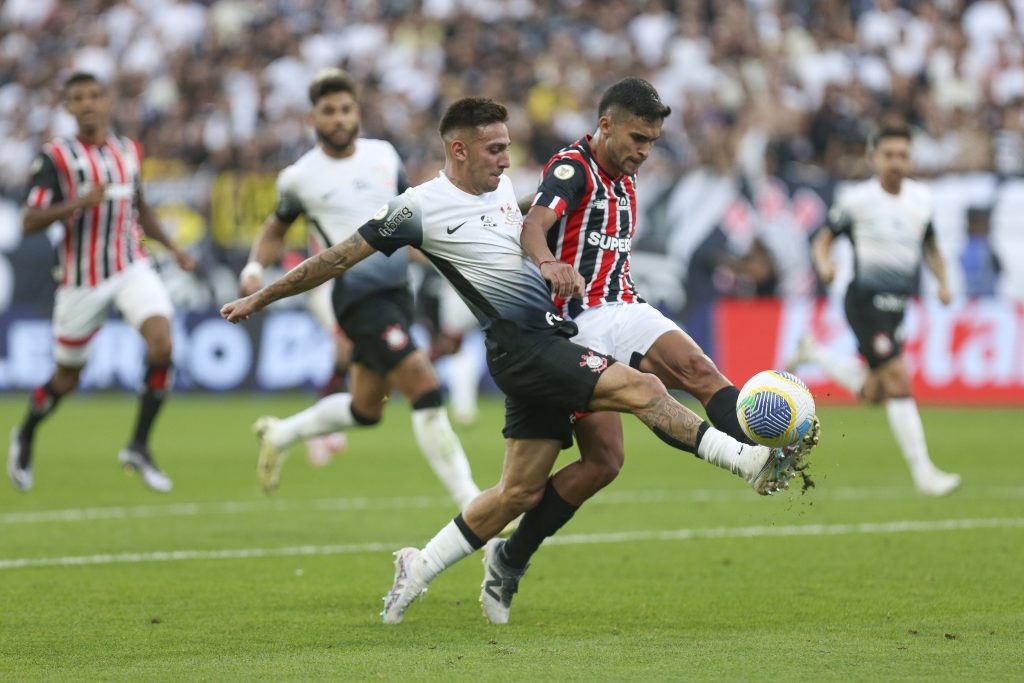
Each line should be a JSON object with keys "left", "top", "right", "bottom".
{"left": 598, "top": 77, "right": 671, "bottom": 122}
{"left": 64, "top": 71, "right": 102, "bottom": 95}
{"left": 439, "top": 97, "right": 508, "bottom": 138}
{"left": 871, "top": 124, "right": 912, "bottom": 148}
{"left": 308, "top": 68, "right": 357, "bottom": 105}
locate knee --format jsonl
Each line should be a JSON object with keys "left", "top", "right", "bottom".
{"left": 630, "top": 372, "right": 669, "bottom": 409}
{"left": 147, "top": 338, "right": 173, "bottom": 366}
{"left": 666, "top": 350, "right": 721, "bottom": 389}
{"left": 52, "top": 367, "right": 81, "bottom": 394}
{"left": 350, "top": 402, "right": 383, "bottom": 426}
{"left": 497, "top": 481, "right": 546, "bottom": 515}
{"left": 583, "top": 452, "right": 622, "bottom": 490}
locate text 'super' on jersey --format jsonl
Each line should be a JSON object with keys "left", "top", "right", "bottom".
{"left": 532, "top": 135, "right": 642, "bottom": 318}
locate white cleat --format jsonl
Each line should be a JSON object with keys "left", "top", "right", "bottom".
{"left": 480, "top": 538, "right": 526, "bottom": 625}
{"left": 118, "top": 446, "right": 173, "bottom": 493}
{"left": 786, "top": 334, "right": 820, "bottom": 372}
{"left": 8, "top": 427, "right": 33, "bottom": 492}
{"left": 749, "top": 416, "right": 821, "bottom": 496}
{"left": 305, "top": 432, "right": 347, "bottom": 468}
{"left": 915, "top": 470, "right": 961, "bottom": 497}
{"left": 253, "top": 417, "right": 285, "bottom": 493}
{"left": 381, "top": 547, "right": 428, "bottom": 624}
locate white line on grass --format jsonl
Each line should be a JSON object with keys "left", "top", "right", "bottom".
{"left": 1, "top": 517, "right": 1022, "bottom": 570}
{"left": 4, "top": 486, "right": 1024, "bottom": 526}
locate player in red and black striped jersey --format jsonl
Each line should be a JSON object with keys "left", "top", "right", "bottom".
{"left": 480, "top": 79, "right": 814, "bottom": 610}
{"left": 8, "top": 72, "right": 196, "bottom": 493}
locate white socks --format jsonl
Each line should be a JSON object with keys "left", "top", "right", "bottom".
{"left": 416, "top": 520, "right": 476, "bottom": 583}
{"left": 885, "top": 397, "right": 935, "bottom": 479}
{"left": 268, "top": 393, "right": 356, "bottom": 449}
{"left": 807, "top": 344, "right": 867, "bottom": 397}
{"left": 696, "top": 427, "right": 763, "bottom": 481}
{"left": 411, "top": 407, "right": 480, "bottom": 510}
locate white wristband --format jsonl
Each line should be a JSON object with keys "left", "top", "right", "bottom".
{"left": 240, "top": 261, "right": 264, "bottom": 283}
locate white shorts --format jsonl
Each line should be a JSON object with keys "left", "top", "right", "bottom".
{"left": 571, "top": 302, "right": 679, "bottom": 366}
{"left": 53, "top": 260, "right": 174, "bottom": 367}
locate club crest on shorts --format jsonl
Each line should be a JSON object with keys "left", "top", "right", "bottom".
{"left": 382, "top": 324, "right": 409, "bottom": 351}
{"left": 579, "top": 351, "right": 607, "bottom": 373}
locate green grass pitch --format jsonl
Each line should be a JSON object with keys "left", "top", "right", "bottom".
{"left": 0, "top": 393, "right": 1021, "bottom": 681}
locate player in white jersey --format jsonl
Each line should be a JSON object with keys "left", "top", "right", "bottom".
{"left": 8, "top": 72, "right": 195, "bottom": 493}
{"left": 221, "top": 97, "right": 819, "bottom": 624}
{"left": 789, "top": 124, "right": 959, "bottom": 496}
{"left": 237, "top": 69, "right": 481, "bottom": 509}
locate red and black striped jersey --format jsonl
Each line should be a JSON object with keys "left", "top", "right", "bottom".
{"left": 25, "top": 135, "right": 148, "bottom": 287}
{"left": 532, "top": 135, "right": 642, "bottom": 318}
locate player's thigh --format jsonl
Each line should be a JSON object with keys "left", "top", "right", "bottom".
{"left": 114, "top": 263, "right": 174, "bottom": 334}
{"left": 590, "top": 362, "right": 666, "bottom": 413}
{"left": 875, "top": 355, "right": 912, "bottom": 397}
{"left": 639, "top": 329, "right": 729, "bottom": 400}
{"left": 52, "top": 283, "right": 116, "bottom": 367}
{"left": 348, "top": 363, "right": 390, "bottom": 409}
{"left": 385, "top": 349, "right": 440, "bottom": 401}
{"left": 574, "top": 411, "right": 625, "bottom": 469}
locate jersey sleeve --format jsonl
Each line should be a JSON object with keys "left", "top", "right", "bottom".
{"left": 273, "top": 169, "right": 305, "bottom": 224}
{"left": 24, "top": 152, "right": 63, "bottom": 208}
{"left": 531, "top": 158, "right": 588, "bottom": 218}
{"left": 357, "top": 192, "right": 422, "bottom": 256}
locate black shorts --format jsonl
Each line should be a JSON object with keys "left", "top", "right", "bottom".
{"left": 844, "top": 284, "right": 907, "bottom": 369}
{"left": 333, "top": 287, "right": 418, "bottom": 376}
{"left": 486, "top": 320, "right": 615, "bottom": 449}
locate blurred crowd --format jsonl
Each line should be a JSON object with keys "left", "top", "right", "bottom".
{"left": 1, "top": 0, "right": 1022, "bottom": 307}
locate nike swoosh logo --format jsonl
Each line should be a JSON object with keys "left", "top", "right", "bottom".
{"left": 446, "top": 221, "right": 467, "bottom": 234}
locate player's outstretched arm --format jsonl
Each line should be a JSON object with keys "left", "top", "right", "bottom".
{"left": 240, "top": 215, "right": 291, "bottom": 295}
{"left": 222, "top": 231, "right": 376, "bottom": 323}
{"left": 521, "top": 205, "right": 584, "bottom": 299}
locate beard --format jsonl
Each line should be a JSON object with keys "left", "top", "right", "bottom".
{"left": 317, "top": 124, "right": 358, "bottom": 155}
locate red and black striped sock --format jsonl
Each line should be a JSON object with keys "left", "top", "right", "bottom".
{"left": 21, "top": 381, "right": 64, "bottom": 443}
{"left": 130, "top": 364, "right": 172, "bottom": 448}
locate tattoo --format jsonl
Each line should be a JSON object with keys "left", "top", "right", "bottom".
{"left": 257, "top": 232, "right": 375, "bottom": 307}
{"left": 635, "top": 393, "right": 701, "bottom": 453}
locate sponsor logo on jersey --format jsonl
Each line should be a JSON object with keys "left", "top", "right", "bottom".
{"left": 593, "top": 199, "right": 607, "bottom": 210}
{"left": 481, "top": 214, "right": 497, "bottom": 229}
{"left": 586, "top": 232, "right": 632, "bottom": 252}
{"left": 578, "top": 351, "right": 608, "bottom": 373}
{"left": 617, "top": 196, "right": 629, "bottom": 208}
{"left": 553, "top": 163, "right": 575, "bottom": 180}
{"left": 446, "top": 221, "right": 467, "bottom": 235}
{"left": 378, "top": 206, "right": 413, "bottom": 237}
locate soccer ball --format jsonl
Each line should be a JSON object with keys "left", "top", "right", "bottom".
{"left": 736, "top": 370, "right": 816, "bottom": 449}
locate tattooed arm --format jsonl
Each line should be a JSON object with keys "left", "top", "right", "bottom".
{"left": 221, "top": 231, "right": 376, "bottom": 322}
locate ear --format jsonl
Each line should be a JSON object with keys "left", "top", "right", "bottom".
{"left": 597, "top": 114, "right": 614, "bottom": 137}
{"left": 450, "top": 138, "right": 468, "bottom": 162}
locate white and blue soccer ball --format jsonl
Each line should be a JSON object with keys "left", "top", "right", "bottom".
{"left": 736, "top": 370, "right": 816, "bottom": 449}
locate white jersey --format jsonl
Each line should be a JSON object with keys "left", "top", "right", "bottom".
{"left": 827, "top": 177, "right": 934, "bottom": 294}
{"left": 359, "top": 172, "right": 566, "bottom": 336}
{"left": 274, "top": 139, "right": 409, "bottom": 309}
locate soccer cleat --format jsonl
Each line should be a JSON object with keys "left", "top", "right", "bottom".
{"left": 914, "top": 469, "right": 961, "bottom": 497}
{"left": 749, "top": 415, "right": 821, "bottom": 495}
{"left": 381, "top": 547, "right": 428, "bottom": 624}
{"left": 480, "top": 538, "right": 526, "bottom": 625}
{"left": 253, "top": 416, "right": 286, "bottom": 493}
{"left": 305, "top": 432, "right": 347, "bottom": 468}
{"left": 118, "top": 445, "right": 173, "bottom": 493}
{"left": 8, "top": 427, "right": 33, "bottom": 492}
{"left": 785, "top": 334, "right": 820, "bottom": 372}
